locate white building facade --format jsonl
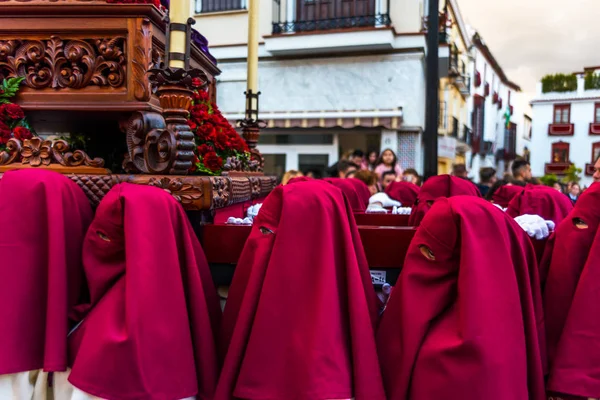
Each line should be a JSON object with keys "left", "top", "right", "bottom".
{"left": 530, "top": 67, "right": 600, "bottom": 188}
{"left": 466, "top": 33, "right": 532, "bottom": 183}
{"left": 194, "top": 0, "right": 430, "bottom": 177}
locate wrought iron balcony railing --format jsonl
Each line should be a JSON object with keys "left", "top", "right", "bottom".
{"left": 272, "top": 0, "right": 391, "bottom": 34}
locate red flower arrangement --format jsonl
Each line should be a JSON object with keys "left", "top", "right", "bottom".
{"left": 0, "top": 78, "right": 36, "bottom": 150}
{"left": 186, "top": 82, "right": 251, "bottom": 175}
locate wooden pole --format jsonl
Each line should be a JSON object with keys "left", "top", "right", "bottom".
{"left": 247, "top": 0, "right": 260, "bottom": 109}
{"left": 169, "top": 0, "right": 189, "bottom": 68}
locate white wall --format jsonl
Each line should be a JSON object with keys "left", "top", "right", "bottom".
{"left": 217, "top": 53, "right": 426, "bottom": 128}
{"left": 531, "top": 99, "right": 598, "bottom": 187}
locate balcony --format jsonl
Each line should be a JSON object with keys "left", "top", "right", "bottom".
{"left": 548, "top": 123, "right": 575, "bottom": 136}
{"left": 545, "top": 162, "right": 573, "bottom": 175}
{"left": 586, "top": 163, "right": 596, "bottom": 176}
{"left": 272, "top": 0, "right": 391, "bottom": 34}
{"left": 195, "top": 0, "right": 246, "bottom": 13}
{"left": 590, "top": 122, "right": 600, "bottom": 135}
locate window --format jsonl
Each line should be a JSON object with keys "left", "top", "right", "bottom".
{"left": 524, "top": 115, "right": 532, "bottom": 140}
{"left": 595, "top": 103, "right": 600, "bottom": 123}
{"left": 451, "top": 117, "right": 459, "bottom": 138}
{"left": 259, "top": 134, "right": 334, "bottom": 145}
{"left": 504, "top": 122, "right": 517, "bottom": 160}
{"left": 195, "top": 0, "right": 246, "bottom": 14}
{"left": 593, "top": 142, "right": 600, "bottom": 164}
{"left": 262, "top": 154, "right": 286, "bottom": 178}
{"left": 553, "top": 104, "right": 571, "bottom": 124}
{"left": 471, "top": 95, "right": 485, "bottom": 153}
{"left": 298, "top": 154, "right": 329, "bottom": 177}
{"left": 551, "top": 142, "right": 570, "bottom": 164}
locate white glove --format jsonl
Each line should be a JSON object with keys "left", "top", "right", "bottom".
{"left": 226, "top": 217, "right": 253, "bottom": 225}
{"left": 366, "top": 204, "right": 388, "bottom": 214}
{"left": 493, "top": 203, "right": 506, "bottom": 212}
{"left": 392, "top": 206, "right": 412, "bottom": 215}
{"left": 247, "top": 203, "right": 262, "bottom": 220}
{"left": 368, "top": 193, "right": 401, "bottom": 208}
{"left": 514, "top": 214, "right": 556, "bottom": 240}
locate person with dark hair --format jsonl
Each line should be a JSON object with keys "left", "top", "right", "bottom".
{"left": 568, "top": 183, "right": 581, "bottom": 203}
{"left": 512, "top": 159, "right": 532, "bottom": 183}
{"left": 402, "top": 168, "right": 420, "bottom": 186}
{"left": 366, "top": 150, "right": 379, "bottom": 171}
{"left": 485, "top": 179, "right": 526, "bottom": 207}
{"left": 381, "top": 170, "right": 397, "bottom": 190}
{"left": 452, "top": 164, "right": 469, "bottom": 179}
{"left": 350, "top": 150, "right": 365, "bottom": 169}
{"left": 552, "top": 182, "right": 564, "bottom": 193}
{"left": 328, "top": 160, "right": 359, "bottom": 179}
{"left": 374, "top": 149, "right": 403, "bottom": 179}
{"left": 477, "top": 167, "right": 497, "bottom": 197}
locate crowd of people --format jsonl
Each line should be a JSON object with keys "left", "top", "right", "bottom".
{"left": 2, "top": 152, "right": 600, "bottom": 399}
{"left": 282, "top": 148, "right": 599, "bottom": 206}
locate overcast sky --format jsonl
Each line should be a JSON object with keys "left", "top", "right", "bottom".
{"left": 457, "top": 0, "right": 600, "bottom": 97}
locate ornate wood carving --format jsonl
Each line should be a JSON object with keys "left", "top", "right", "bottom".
{"left": 249, "top": 176, "right": 262, "bottom": 199}
{"left": 0, "top": 165, "right": 275, "bottom": 209}
{"left": 148, "top": 176, "right": 203, "bottom": 206}
{"left": 132, "top": 18, "right": 154, "bottom": 102}
{"left": 211, "top": 176, "right": 231, "bottom": 209}
{"left": 121, "top": 111, "right": 167, "bottom": 173}
{"left": 0, "top": 137, "right": 105, "bottom": 169}
{"left": 0, "top": 36, "right": 126, "bottom": 89}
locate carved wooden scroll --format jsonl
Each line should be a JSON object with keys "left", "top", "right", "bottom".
{"left": 0, "top": 36, "right": 126, "bottom": 89}
{"left": 0, "top": 137, "right": 105, "bottom": 172}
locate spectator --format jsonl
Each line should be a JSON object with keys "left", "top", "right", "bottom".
{"left": 552, "top": 182, "right": 564, "bottom": 193}
{"left": 568, "top": 183, "right": 580, "bottom": 203}
{"left": 374, "top": 149, "right": 403, "bottom": 179}
{"left": 452, "top": 164, "right": 469, "bottom": 179}
{"left": 281, "top": 170, "right": 303, "bottom": 185}
{"left": 477, "top": 167, "right": 497, "bottom": 197}
{"left": 512, "top": 159, "right": 532, "bottom": 183}
{"left": 350, "top": 150, "right": 366, "bottom": 169}
{"left": 402, "top": 168, "right": 421, "bottom": 186}
{"left": 366, "top": 150, "right": 379, "bottom": 171}
{"left": 337, "top": 160, "right": 359, "bottom": 179}
{"left": 381, "top": 171, "right": 397, "bottom": 190}
{"left": 354, "top": 170, "right": 379, "bottom": 196}
{"left": 304, "top": 169, "right": 322, "bottom": 179}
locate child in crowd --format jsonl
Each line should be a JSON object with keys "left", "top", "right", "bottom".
{"left": 366, "top": 150, "right": 379, "bottom": 171}
{"left": 374, "top": 149, "right": 403, "bottom": 179}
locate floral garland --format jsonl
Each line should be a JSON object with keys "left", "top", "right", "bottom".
{"left": 0, "top": 77, "right": 35, "bottom": 152}
{"left": 187, "top": 80, "right": 250, "bottom": 175}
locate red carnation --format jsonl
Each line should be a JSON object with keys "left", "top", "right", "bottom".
{"left": 203, "top": 151, "right": 223, "bottom": 172}
{"left": 187, "top": 120, "right": 197, "bottom": 131}
{"left": 12, "top": 126, "right": 32, "bottom": 141}
{"left": 1, "top": 103, "right": 25, "bottom": 120}
{"left": 196, "top": 90, "right": 210, "bottom": 102}
{"left": 191, "top": 77, "right": 203, "bottom": 88}
{"left": 197, "top": 123, "right": 217, "bottom": 141}
{"left": 213, "top": 133, "right": 230, "bottom": 151}
{"left": 197, "top": 144, "right": 213, "bottom": 155}
{"left": 190, "top": 104, "right": 210, "bottom": 122}
{"left": 0, "top": 121, "right": 11, "bottom": 145}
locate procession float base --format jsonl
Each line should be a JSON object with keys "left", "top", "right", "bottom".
{"left": 0, "top": 1, "right": 276, "bottom": 211}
